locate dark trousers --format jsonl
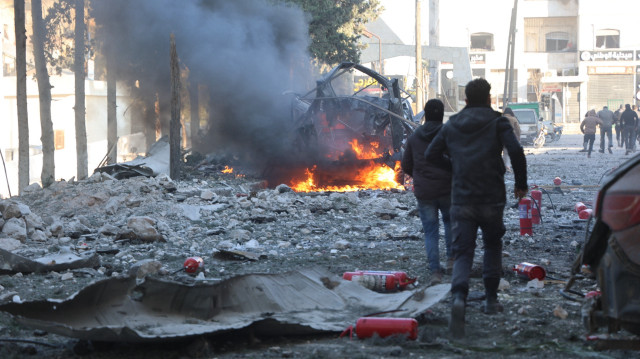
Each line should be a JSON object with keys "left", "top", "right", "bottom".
{"left": 450, "top": 204, "right": 505, "bottom": 298}
{"left": 615, "top": 126, "right": 622, "bottom": 146}
{"left": 584, "top": 134, "right": 596, "bottom": 155}
{"left": 624, "top": 127, "right": 637, "bottom": 151}
{"left": 600, "top": 127, "right": 613, "bottom": 151}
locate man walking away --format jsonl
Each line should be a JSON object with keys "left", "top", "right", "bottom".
{"left": 597, "top": 106, "right": 614, "bottom": 153}
{"left": 401, "top": 99, "right": 453, "bottom": 286}
{"left": 620, "top": 104, "right": 639, "bottom": 155}
{"left": 580, "top": 110, "right": 603, "bottom": 158}
{"left": 425, "top": 78, "right": 528, "bottom": 339}
{"left": 613, "top": 105, "right": 623, "bottom": 147}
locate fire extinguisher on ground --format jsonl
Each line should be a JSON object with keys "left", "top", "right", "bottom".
{"left": 342, "top": 271, "right": 416, "bottom": 292}
{"left": 340, "top": 317, "right": 418, "bottom": 340}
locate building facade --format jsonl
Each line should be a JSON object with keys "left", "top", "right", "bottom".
{"left": 365, "top": 0, "right": 640, "bottom": 123}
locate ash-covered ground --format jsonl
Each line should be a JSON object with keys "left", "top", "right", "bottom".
{"left": 0, "top": 133, "right": 638, "bottom": 358}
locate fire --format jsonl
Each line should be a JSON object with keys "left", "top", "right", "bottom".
{"left": 221, "top": 166, "right": 233, "bottom": 174}
{"left": 291, "top": 140, "right": 404, "bottom": 192}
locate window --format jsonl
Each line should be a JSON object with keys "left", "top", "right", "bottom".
{"left": 524, "top": 17, "right": 577, "bottom": 53}
{"left": 470, "top": 32, "right": 494, "bottom": 51}
{"left": 596, "top": 29, "right": 620, "bottom": 49}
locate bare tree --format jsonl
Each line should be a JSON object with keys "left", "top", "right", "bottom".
{"left": 14, "top": 0, "right": 29, "bottom": 193}
{"left": 169, "top": 34, "right": 181, "bottom": 180}
{"left": 107, "top": 48, "right": 117, "bottom": 165}
{"left": 31, "top": 0, "right": 55, "bottom": 187}
{"left": 74, "top": 0, "right": 87, "bottom": 179}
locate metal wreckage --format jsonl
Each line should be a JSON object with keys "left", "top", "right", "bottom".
{"left": 278, "top": 62, "right": 419, "bottom": 191}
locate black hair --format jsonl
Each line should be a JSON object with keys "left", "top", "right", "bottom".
{"left": 503, "top": 107, "right": 514, "bottom": 116}
{"left": 465, "top": 78, "right": 491, "bottom": 105}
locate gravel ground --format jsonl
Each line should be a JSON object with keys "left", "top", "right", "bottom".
{"left": 0, "top": 133, "right": 638, "bottom": 358}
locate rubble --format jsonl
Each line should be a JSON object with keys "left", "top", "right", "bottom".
{"left": 0, "top": 134, "right": 636, "bottom": 357}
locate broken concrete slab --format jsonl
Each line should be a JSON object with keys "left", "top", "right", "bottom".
{"left": 0, "top": 248, "right": 100, "bottom": 274}
{"left": 0, "top": 267, "right": 449, "bottom": 342}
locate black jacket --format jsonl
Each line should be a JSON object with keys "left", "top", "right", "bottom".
{"left": 620, "top": 108, "right": 639, "bottom": 128}
{"left": 401, "top": 121, "right": 452, "bottom": 201}
{"left": 425, "top": 105, "right": 527, "bottom": 206}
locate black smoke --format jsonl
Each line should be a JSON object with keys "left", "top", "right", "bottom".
{"left": 92, "top": 0, "right": 312, "bottom": 174}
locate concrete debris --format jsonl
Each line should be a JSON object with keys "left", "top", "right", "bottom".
{"left": 553, "top": 304, "right": 569, "bottom": 319}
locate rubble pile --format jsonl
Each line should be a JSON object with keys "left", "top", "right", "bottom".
{"left": 0, "top": 134, "right": 635, "bottom": 358}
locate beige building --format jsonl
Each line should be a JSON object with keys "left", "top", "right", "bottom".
{"left": 363, "top": 0, "right": 640, "bottom": 122}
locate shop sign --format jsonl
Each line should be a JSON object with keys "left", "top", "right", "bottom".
{"left": 580, "top": 50, "right": 634, "bottom": 61}
{"left": 470, "top": 54, "right": 485, "bottom": 64}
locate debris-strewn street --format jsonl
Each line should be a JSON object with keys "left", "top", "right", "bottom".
{"left": 0, "top": 133, "right": 638, "bottom": 358}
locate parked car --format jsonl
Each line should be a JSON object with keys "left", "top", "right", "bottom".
{"left": 512, "top": 108, "right": 543, "bottom": 147}
{"left": 572, "top": 154, "right": 640, "bottom": 336}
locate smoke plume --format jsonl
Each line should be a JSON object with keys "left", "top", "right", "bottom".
{"left": 92, "top": 0, "right": 312, "bottom": 174}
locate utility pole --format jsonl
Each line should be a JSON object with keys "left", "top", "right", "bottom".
{"left": 415, "top": 0, "right": 423, "bottom": 112}
{"left": 502, "top": 0, "right": 518, "bottom": 109}
{"left": 428, "top": 0, "right": 439, "bottom": 100}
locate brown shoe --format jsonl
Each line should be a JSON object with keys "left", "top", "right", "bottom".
{"left": 446, "top": 258, "right": 455, "bottom": 273}
{"left": 429, "top": 271, "right": 443, "bottom": 286}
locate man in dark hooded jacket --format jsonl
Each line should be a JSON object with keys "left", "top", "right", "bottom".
{"left": 425, "top": 78, "right": 528, "bottom": 339}
{"left": 401, "top": 99, "right": 452, "bottom": 286}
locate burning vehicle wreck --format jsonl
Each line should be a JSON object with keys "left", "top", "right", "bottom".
{"left": 274, "top": 62, "right": 418, "bottom": 192}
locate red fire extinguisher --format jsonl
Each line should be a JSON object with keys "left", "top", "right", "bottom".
{"left": 340, "top": 317, "right": 418, "bottom": 340}
{"left": 575, "top": 202, "right": 587, "bottom": 213}
{"left": 530, "top": 186, "right": 542, "bottom": 225}
{"left": 343, "top": 271, "right": 416, "bottom": 292}
{"left": 519, "top": 198, "right": 533, "bottom": 235}
{"left": 513, "top": 262, "right": 546, "bottom": 281}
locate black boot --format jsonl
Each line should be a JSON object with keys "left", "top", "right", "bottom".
{"left": 482, "top": 278, "right": 504, "bottom": 315}
{"left": 449, "top": 292, "right": 466, "bottom": 339}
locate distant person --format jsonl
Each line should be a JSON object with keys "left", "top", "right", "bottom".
{"left": 401, "top": 99, "right": 453, "bottom": 286}
{"left": 501, "top": 107, "right": 521, "bottom": 172}
{"left": 613, "top": 105, "right": 624, "bottom": 147}
{"left": 620, "top": 104, "right": 639, "bottom": 155}
{"left": 580, "top": 110, "right": 603, "bottom": 158}
{"left": 597, "top": 106, "right": 614, "bottom": 153}
{"left": 425, "top": 78, "right": 528, "bottom": 339}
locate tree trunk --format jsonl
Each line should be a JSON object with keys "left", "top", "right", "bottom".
{"left": 189, "top": 82, "right": 199, "bottom": 149}
{"left": 14, "top": 0, "right": 29, "bottom": 194}
{"left": 74, "top": 0, "right": 87, "bottom": 179}
{"left": 169, "top": 34, "right": 181, "bottom": 180}
{"left": 31, "top": 0, "right": 55, "bottom": 187}
{"left": 106, "top": 42, "right": 117, "bottom": 164}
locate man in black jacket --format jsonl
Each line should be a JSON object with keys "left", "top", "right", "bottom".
{"left": 620, "top": 104, "right": 639, "bottom": 155}
{"left": 425, "top": 78, "right": 528, "bottom": 339}
{"left": 401, "top": 99, "right": 452, "bottom": 286}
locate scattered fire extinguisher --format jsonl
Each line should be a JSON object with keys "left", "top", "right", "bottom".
{"left": 340, "top": 317, "right": 418, "bottom": 340}
{"left": 519, "top": 198, "right": 533, "bottom": 235}
{"left": 575, "top": 202, "right": 587, "bottom": 213}
{"left": 183, "top": 256, "right": 204, "bottom": 274}
{"left": 530, "top": 186, "right": 542, "bottom": 225}
{"left": 513, "top": 262, "right": 546, "bottom": 281}
{"left": 343, "top": 271, "right": 416, "bottom": 292}
{"left": 579, "top": 208, "right": 593, "bottom": 219}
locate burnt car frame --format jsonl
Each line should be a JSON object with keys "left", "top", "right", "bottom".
{"left": 288, "top": 62, "right": 419, "bottom": 169}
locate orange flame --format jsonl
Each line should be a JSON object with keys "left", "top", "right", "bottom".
{"left": 221, "top": 166, "right": 233, "bottom": 174}
{"left": 291, "top": 161, "right": 403, "bottom": 192}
